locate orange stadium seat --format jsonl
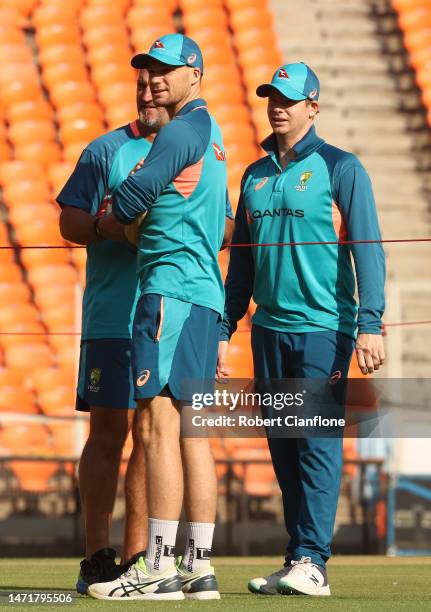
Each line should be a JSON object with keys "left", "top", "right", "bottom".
{"left": 0, "top": 281, "right": 30, "bottom": 305}
{"left": 0, "top": 263, "right": 22, "bottom": 283}
{"left": 20, "top": 245, "right": 71, "bottom": 269}
{"left": 6, "top": 100, "right": 54, "bottom": 123}
{"left": 83, "top": 26, "right": 129, "bottom": 50}
{"left": 393, "top": 0, "right": 430, "bottom": 10}
{"left": 0, "top": 43, "right": 33, "bottom": 64}
{"left": 8, "top": 461, "right": 59, "bottom": 492}
{"left": 39, "top": 0, "right": 84, "bottom": 9}
{"left": 49, "top": 422, "right": 76, "bottom": 457}
{"left": 35, "top": 24, "right": 81, "bottom": 48}
{"left": 0, "top": 0, "right": 37, "bottom": 17}
{"left": 0, "top": 27, "right": 25, "bottom": 45}
{"left": 91, "top": 63, "right": 135, "bottom": 89}
{"left": 183, "top": 8, "right": 229, "bottom": 31}
{"left": 34, "top": 286, "right": 76, "bottom": 314}
{"left": 202, "top": 83, "right": 245, "bottom": 106}
{"left": 27, "top": 264, "right": 78, "bottom": 289}
{"left": 98, "top": 82, "right": 136, "bottom": 109}
{"left": 0, "top": 303, "right": 40, "bottom": 328}
{"left": 63, "top": 142, "right": 90, "bottom": 164}
{"left": 80, "top": 4, "right": 123, "bottom": 29}
{"left": 3, "top": 181, "right": 52, "bottom": 207}
{"left": 0, "top": 80, "right": 42, "bottom": 107}
{"left": 15, "top": 218, "right": 64, "bottom": 246}
{"left": 244, "top": 462, "right": 277, "bottom": 498}
{"left": 0, "top": 386, "right": 37, "bottom": 414}
{"left": 0, "top": 160, "right": 44, "bottom": 185}
{"left": 225, "top": 0, "right": 269, "bottom": 10}
{"left": 42, "top": 63, "right": 89, "bottom": 90}
{"left": 8, "top": 120, "right": 56, "bottom": 147}
{"left": 87, "top": 44, "right": 132, "bottom": 67}
{"left": 0, "top": 8, "right": 23, "bottom": 27}
{"left": 0, "top": 141, "right": 11, "bottom": 161}
{"left": 0, "top": 423, "right": 51, "bottom": 455}
{"left": 57, "top": 103, "right": 105, "bottom": 127}
{"left": 230, "top": 7, "right": 273, "bottom": 32}
{"left": 38, "top": 386, "right": 75, "bottom": 417}
{"left": 38, "top": 44, "right": 86, "bottom": 68}
{"left": 59, "top": 119, "right": 105, "bottom": 146}
{"left": 5, "top": 343, "right": 54, "bottom": 368}
{"left": 0, "top": 322, "right": 46, "bottom": 349}
{"left": 55, "top": 338, "right": 78, "bottom": 369}
{"left": 49, "top": 81, "right": 96, "bottom": 108}
{"left": 32, "top": 3, "right": 78, "bottom": 28}
{"left": 47, "top": 162, "right": 76, "bottom": 196}
{"left": 14, "top": 141, "right": 61, "bottom": 166}
{"left": 31, "top": 366, "right": 74, "bottom": 393}
{"left": 85, "top": 0, "right": 130, "bottom": 10}
{"left": 133, "top": 0, "right": 178, "bottom": 9}
{"left": 180, "top": 0, "right": 224, "bottom": 10}
{"left": 403, "top": 28, "right": 431, "bottom": 54}
{"left": 226, "top": 331, "right": 254, "bottom": 378}
{"left": 0, "top": 65, "right": 40, "bottom": 89}
{"left": 211, "top": 104, "right": 251, "bottom": 125}
{"left": 126, "top": 5, "right": 172, "bottom": 30}
{"left": 42, "top": 304, "right": 76, "bottom": 331}
{"left": 0, "top": 367, "right": 27, "bottom": 388}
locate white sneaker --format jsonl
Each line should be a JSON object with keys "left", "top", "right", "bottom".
{"left": 277, "top": 556, "right": 330, "bottom": 596}
{"left": 176, "top": 558, "right": 220, "bottom": 600}
{"left": 87, "top": 556, "right": 184, "bottom": 601}
{"left": 248, "top": 563, "right": 292, "bottom": 595}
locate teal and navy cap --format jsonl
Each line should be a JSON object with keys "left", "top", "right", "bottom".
{"left": 131, "top": 33, "right": 204, "bottom": 73}
{"left": 256, "top": 62, "right": 320, "bottom": 101}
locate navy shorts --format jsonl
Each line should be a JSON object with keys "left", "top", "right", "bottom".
{"left": 132, "top": 293, "right": 221, "bottom": 401}
{"left": 76, "top": 339, "right": 136, "bottom": 411}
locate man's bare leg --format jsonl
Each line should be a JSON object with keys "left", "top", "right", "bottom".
{"left": 138, "top": 395, "right": 183, "bottom": 573}
{"left": 122, "top": 411, "right": 148, "bottom": 564}
{"left": 79, "top": 406, "right": 133, "bottom": 557}
{"left": 180, "top": 437, "right": 218, "bottom": 576}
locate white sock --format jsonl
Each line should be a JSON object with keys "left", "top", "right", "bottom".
{"left": 182, "top": 522, "right": 215, "bottom": 573}
{"left": 145, "top": 518, "right": 178, "bottom": 574}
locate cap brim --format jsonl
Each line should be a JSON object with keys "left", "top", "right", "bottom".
{"left": 131, "top": 49, "right": 185, "bottom": 69}
{"left": 256, "top": 83, "right": 306, "bottom": 101}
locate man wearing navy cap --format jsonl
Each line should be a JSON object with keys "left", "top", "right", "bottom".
{"left": 88, "top": 34, "right": 233, "bottom": 601}
{"left": 218, "top": 62, "right": 386, "bottom": 596}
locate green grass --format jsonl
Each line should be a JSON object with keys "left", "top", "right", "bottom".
{"left": 1, "top": 557, "right": 431, "bottom": 611}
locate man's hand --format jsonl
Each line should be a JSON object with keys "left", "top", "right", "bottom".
{"left": 216, "top": 340, "right": 229, "bottom": 378}
{"left": 97, "top": 214, "right": 128, "bottom": 242}
{"left": 355, "top": 333, "right": 385, "bottom": 375}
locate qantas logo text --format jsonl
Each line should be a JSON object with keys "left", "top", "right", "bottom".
{"left": 251, "top": 208, "right": 304, "bottom": 219}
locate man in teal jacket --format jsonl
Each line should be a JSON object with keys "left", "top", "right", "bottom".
{"left": 218, "top": 62, "right": 386, "bottom": 597}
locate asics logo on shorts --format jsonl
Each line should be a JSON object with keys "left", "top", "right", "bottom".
{"left": 136, "top": 369, "right": 150, "bottom": 386}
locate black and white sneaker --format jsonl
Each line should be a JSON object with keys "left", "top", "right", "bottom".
{"left": 176, "top": 557, "right": 221, "bottom": 600}
{"left": 76, "top": 547, "right": 121, "bottom": 595}
{"left": 277, "top": 556, "right": 330, "bottom": 596}
{"left": 87, "top": 556, "right": 184, "bottom": 601}
{"left": 248, "top": 562, "right": 292, "bottom": 595}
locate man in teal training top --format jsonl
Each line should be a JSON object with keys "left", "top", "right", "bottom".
{"left": 218, "top": 62, "right": 386, "bottom": 597}
{"left": 88, "top": 34, "right": 234, "bottom": 601}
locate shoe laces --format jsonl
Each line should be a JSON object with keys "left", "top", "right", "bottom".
{"left": 291, "top": 556, "right": 316, "bottom": 577}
